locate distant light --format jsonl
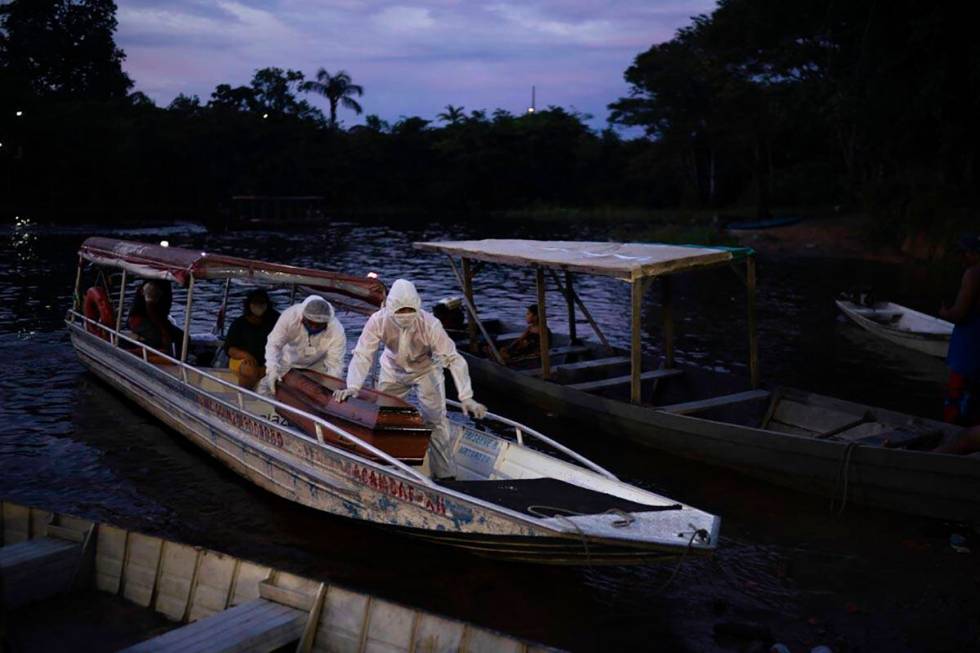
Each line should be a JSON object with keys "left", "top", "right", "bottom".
{"left": 527, "top": 107, "right": 535, "bottom": 114}
{"left": 200, "top": 252, "right": 207, "bottom": 257}
{"left": 0, "top": 142, "right": 4, "bottom": 148}
{"left": 262, "top": 113, "right": 269, "bottom": 119}
{"left": 15, "top": 110, "right": 23, "bottom": 117}
{"left": 366, "top": 271, "right": 379, "bottom": 279}
{"left": 160, "top": 240, "right": 169, "bottom": 247}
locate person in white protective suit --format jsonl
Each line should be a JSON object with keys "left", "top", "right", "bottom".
{"left": 333, "top": 279, "right": 487, "bottom": 480}
{"left": 257, "top": 295, "right": 346, "bottom": 395}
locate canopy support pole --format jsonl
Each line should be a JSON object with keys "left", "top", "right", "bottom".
{"left": 747, "top": 255, "right": 759, "bottom": 388}
{"left": 536, "top": 267, "right": 551, "bottom": 379}
{"left": 114, "top": 269, "right": 127, "bottom": 344}
{"left": 547, "top": 269, "right": 613, "bottom": 354}
{"left": 72, "top": 256, "right": 83, "bottom": 312}
{"left": 180, "top": 275, "right": 194, "bottom": 363}
{"left": 564, "top": 270, "right": 577, "bottom": 343}
{"left": 461, "top": 257, "right": 478, "bottom": 352}
{"left": 630, "top": 279, "right": 646, "bottom": 404}
{"left": 213, "top": 278, "right": 231, "bottom": 336}
{"left": 445, "top": 256, "right": 505, "bottom": 365}
{"left": 290, "top": 284, "right": 297, "bottom": 304}
{"left": 662, "top": 276, "right": 674, "bottom": 368}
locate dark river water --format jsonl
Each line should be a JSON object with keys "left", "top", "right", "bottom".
{"left": 0, "top": 218, "right": 976, "bottom": 652}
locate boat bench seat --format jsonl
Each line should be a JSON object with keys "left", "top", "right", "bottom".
{"left": 0, "top": 536, "right": 83, "bottom": 609}
{"left": 526, "top": 355, "right": 630, "bottom": 377}
{"left": 569, "top": 368, "right": 682, "bottom": 392}
{"left": 120, "top": 598, "right": 307, "bottom": 653}
{"left": 657, "top": 389, "right": 771, "bottom": 415}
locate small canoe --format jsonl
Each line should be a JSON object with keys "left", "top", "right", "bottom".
{"left": 836, "top": 299, "right": 952, "bottom": 358}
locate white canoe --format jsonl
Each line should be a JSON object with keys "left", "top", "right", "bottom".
{"left": 836, "top": 299, "right": 952, "bottom": 358}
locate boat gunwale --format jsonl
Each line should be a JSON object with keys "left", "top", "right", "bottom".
{"left": 835, "top": 300, "right": 953, "bottom": 342}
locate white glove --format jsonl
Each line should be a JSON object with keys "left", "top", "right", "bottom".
{"left": 332, "top": 388, "right": 358, "bottom": 402}
{"left": 257, "top": 375, "right": 277, "bottom": 397}
{"left": 461, "top": 398, "right": 488, "bottom": 420}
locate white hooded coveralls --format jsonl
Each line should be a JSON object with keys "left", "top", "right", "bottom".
{"left": 262, "top": 296, "right": 346, "bottom": 386}
{"left": 346, "top": 280, "right": 473, "bottom": 478}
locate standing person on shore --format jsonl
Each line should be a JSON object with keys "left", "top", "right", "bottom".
{"left": 257, "top": 295, "right": 346, "bottom": 396}
{"left": 939, "top": 234, "right": 980, "bottom": 427}
{"left": 332, "top": 279, "right": 487, "bottom": 480}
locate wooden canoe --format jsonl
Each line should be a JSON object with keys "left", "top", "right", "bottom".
{"left": 452, "top": 319, "right": 979, "bottom": 524}
{"left": 836, "top": 299, "right": 952, "bottom": 358}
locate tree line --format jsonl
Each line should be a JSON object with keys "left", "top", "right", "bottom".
{"left": 1, "top": 0, "right": 976, "bottom": 233}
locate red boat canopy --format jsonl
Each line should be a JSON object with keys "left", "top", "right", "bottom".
{"left": 79, "top": 237, "right": 386, "bottom": 311}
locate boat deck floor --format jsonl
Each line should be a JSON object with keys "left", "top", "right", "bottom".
{"left": 440, "top": 478, "right": 679, "bottom": 517}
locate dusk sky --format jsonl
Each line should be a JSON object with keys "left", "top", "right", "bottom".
{"left": 116, "top": 0, "right": 716, "bottom": 129}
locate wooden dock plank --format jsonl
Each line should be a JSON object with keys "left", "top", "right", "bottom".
{"left": 657, "top": 389, "right": 771, "bottom": 415}
{"left": 120, "top": 598, "right": 305, "bottom": 653}
{"left": 569, "top": 368, "right": 683, "bottom": 392}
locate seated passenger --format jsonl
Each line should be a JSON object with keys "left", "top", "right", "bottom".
{"left": 128, "top": 280, "right": 183, "bottom": 356}
{"left": 225, "top": 288, "right": 280, "bottom": 388}
{"left": 498, "top": 304, "right": 551, "bottom": 363}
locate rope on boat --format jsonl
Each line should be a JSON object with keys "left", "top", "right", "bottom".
{"left": 659, "top": 526, "right": 709, "bottom": 592}
{"left": 528, "top": 505, "right": 594, "bottom": 567}
{"left": 831, "top": 441, "right": 862, "bottom": 515}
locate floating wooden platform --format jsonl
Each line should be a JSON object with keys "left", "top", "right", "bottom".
{"left": 1, "top": 500, "right": 559, "bottom": 653}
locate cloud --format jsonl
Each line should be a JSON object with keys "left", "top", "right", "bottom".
{"left": 116, "top": 0, "right": 716, "bottom": 125}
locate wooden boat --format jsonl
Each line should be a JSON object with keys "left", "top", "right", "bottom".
{"left": 415, "top": 239, "right": 980, "bottom": 523}
{"left": 65, "top": 237, "right": 719, "bottom": 565}
{"left": 835, "top": 298, "right": 952, "bottom": 358}
{"left": 0, "top": 500, "right": 557, "bottom": 652}
{"left": 275, "top": 369, "right": 432, "bottom": 463}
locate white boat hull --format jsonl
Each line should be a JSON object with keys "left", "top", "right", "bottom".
{"left": 69, "top": 324, "right": 716, "bottom": 563}
{"left": 836, "top": 300, "right": 952, "bottom": 358}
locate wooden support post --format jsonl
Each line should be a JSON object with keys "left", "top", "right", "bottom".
{"left": 662, "top": 276, "right": 674, "bottom": 368}
{"left": 536, "top": 267, "right": 551, "bottom": 379}
{"left": 564, "top": 270, "right": 577, "bottom": 343}
{"left": 461, "top": 257, "right": 478, "bottom": 352}
{"left": 180, "top": 275, "right": 194, "bottom": 362}
{"left": 747, "top": 256, "right": 759, "bottom": 388}
{"left": 630, "top": 279, "right": 644, "bottom": 404}
{"left": 446, "top": 256, "right": 504, "bottom": 364}
{"left": 547, "top": 269, "right": 614, "bottom": 354}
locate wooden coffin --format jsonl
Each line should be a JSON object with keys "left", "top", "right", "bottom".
{"left": 275, "top": 369, "right": 431, "bottom": 463}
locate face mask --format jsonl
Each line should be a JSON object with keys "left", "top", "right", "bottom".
{"left": 304, "top": 321, "right": 327, "bottom": 336}
{"left": 392, "top": 312, "right": 416, "bottom": 329}
{"left": 250, "top": 303, "right": 267, "bottom": 317}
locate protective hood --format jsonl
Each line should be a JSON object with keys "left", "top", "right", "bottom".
{"left": 385, "top": 279, "right": 422, "bottom": 315}
{"left": 301, "top": 295, "right": 335, "bottom": 322}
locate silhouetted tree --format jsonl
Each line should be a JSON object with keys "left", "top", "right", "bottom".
{"left": 437, "top": 105, "right": 465, "bottom": 125}
{"left": 300, "top": 68, "right": 363, "bottom": 128}
{"left": 0, "top": 0, "right": 133, "bottom": 101}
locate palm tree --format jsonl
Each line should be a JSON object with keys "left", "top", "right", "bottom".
{"left": 300, "top": 68, "right": 364, "bottom": 128}
{"left": 436, "top": 104, "right": 465, "bottom": 125}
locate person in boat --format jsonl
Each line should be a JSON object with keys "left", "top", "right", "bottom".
{"left": 497, "top": 304, "right": 551, "bottom": 363}
{"left": 225, "top": 288, "right": 280, "bottom": 389}
{"left": 257, "top": 295, "right": 346, "bottom": 396}
{"left": 939, "top": 234, "right": 980, "bottom": 427}
{"left": 333, "top": 278, "right": 488, "bottom": 480}
{"left": 127, "top": 280, "right": 183, "bottom": 357}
